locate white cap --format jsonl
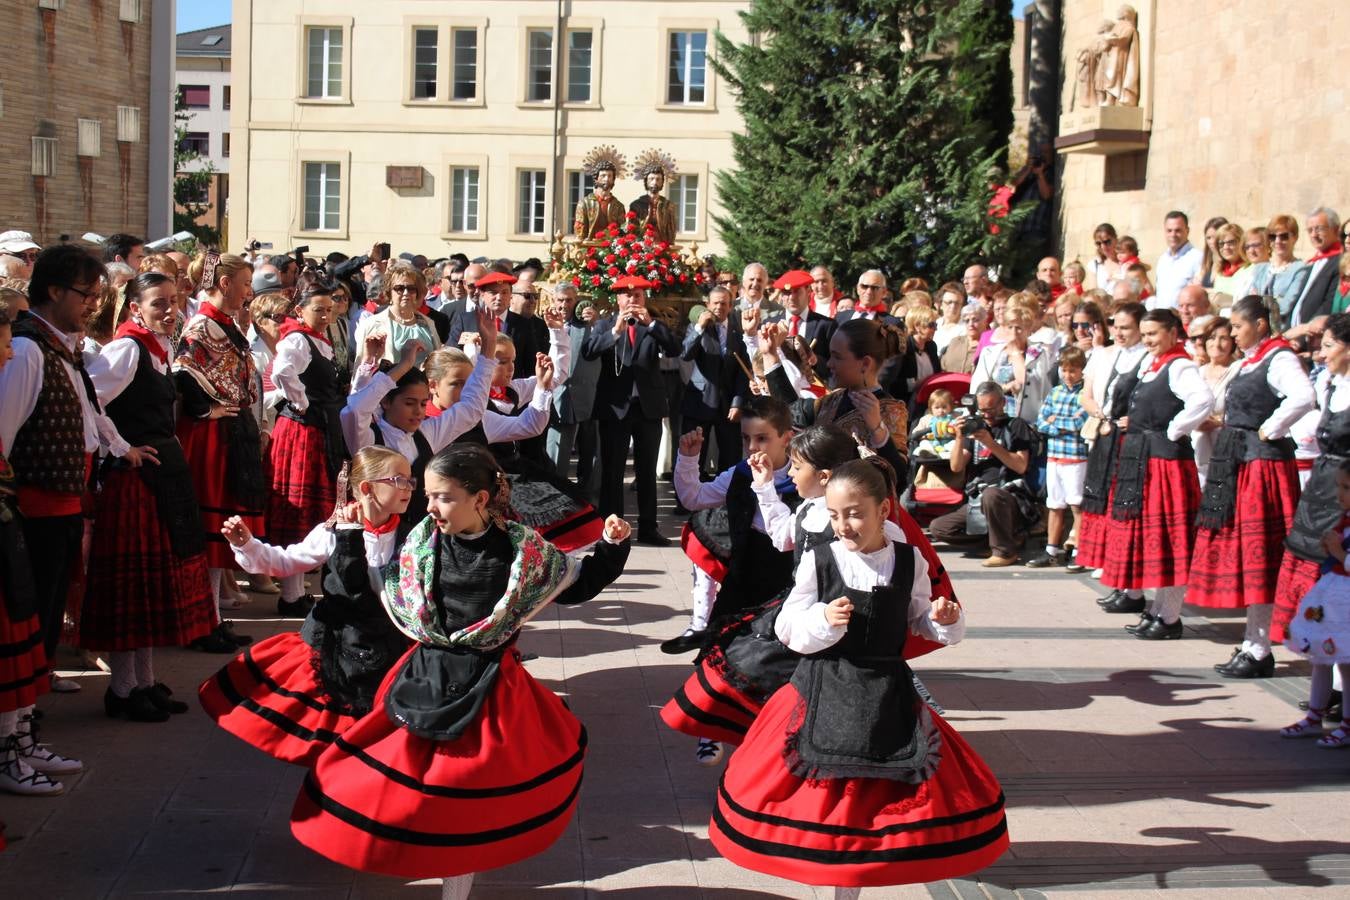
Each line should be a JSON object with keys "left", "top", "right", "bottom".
{"left": 0, "top": 230, "right": 40, "bottom": 254}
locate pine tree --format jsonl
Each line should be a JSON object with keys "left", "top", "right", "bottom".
{"left": 714, "top": 0, "right": 1017, "bottom": 284}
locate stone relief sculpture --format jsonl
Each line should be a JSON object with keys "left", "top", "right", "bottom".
{"left": 1073, "top": 5, "right": 1141, "bottom": 110}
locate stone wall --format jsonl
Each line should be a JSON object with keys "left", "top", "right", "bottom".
{"left": 0, "top": 3, "right": 155, "bottom": 245}
{"left": 1056, "top": 0, "right": 1350, "bottom": 279}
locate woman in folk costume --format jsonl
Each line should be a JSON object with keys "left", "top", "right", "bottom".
{"left": 290, "top": 445, "right": 631, "bottom": 898}
{"left": 265, "top": 271, "right": 350, "bottom": 609}
{"left": 340, "top": 307, "right": 498, "bottom": 544}
{"left": 710, "top": 461, "right": 1007, "bottom": 894}
{"left": 1187, "top": 296, "right": 1313, "bottom": 678}
{"left": 174, "top": 252, "right": 270, "bottom": 636}
{"left": 199, "top": 446, "right": 413, "bottom": 766}
{"left": 0, "top": 303, "right": 82, "bottom": 796}
{"left": 80, "top": 273, "right": 216, "bottom": 723}
{"left": 1096, "top": 309, "right": 1215, "bottom": 640}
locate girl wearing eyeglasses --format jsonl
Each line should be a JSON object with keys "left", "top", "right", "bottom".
{"left": 200, "top": 445, "right": 415, "bottom": 766}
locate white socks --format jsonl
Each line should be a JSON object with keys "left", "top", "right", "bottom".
{"left": 0, "top": 709, "right": 17, "bottom": 739}
{"left": 1153, "top": 586, "right": 1186, "bottom": 625}
{"left": 109, "top": 649, "right": 156, "bottom": 698}
{"left": 209, "top": 567, "right": 224, "bottom": 619}
{"left": 690, "top": 566, "right": 717, "bottom": 632}
{"left": 280, "top": 573, "right": 307, "bottom": 603}
{"left": 441, "top": 873, "right": 474, "bottom": 900}
{"left": 1243, "top": 604, "right": 1274, "bottom": 660}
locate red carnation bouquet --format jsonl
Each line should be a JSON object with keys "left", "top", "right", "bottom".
{"left": 560, "top": 212, "right": 703, "bottom": 306}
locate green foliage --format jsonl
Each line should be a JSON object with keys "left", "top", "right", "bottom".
{"left": 714, "top": 0, "right": 1019, "bottom": 286}
{"left": 173, "top": 92, "right": 221, "bottom": 248}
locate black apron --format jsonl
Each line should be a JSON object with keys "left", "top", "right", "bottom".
{"left": 1287, "top": 379, "right": 1350, "bottom": 562}
{"left": 1111, "top": 358, "right": 1190, "bottom": 521}
{"left": 1081, "top": 351, "right": 1141, "bottom": 515}
{"left": 277, "top": 333, "right": 347, "bottom": 478}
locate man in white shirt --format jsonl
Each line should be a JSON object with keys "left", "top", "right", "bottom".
{"left": 962, "top": 264, "right": 994, "bottom": 310}
{"left": 1152, "top": 210, "right": 1202, "bottom": 310}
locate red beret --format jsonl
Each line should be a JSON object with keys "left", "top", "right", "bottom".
{"left": 474, "top": 271, "right": 518, "bottom": 288}
{"left": 612, "top": 274, "right": 655, "bottom": 291}
{"left": 773, "top": 269, "right": 813, "bottom": 291}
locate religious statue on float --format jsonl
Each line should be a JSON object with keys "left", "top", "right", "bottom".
{"left": 573, "top": 145, "right": 627, "bottom": 240}
{"left": 628, "top": 148, "right": 679, "bottom": 246}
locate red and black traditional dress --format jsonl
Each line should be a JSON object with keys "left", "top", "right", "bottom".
{"left": 454, "top": 382, "right": 603, "bottom": 554}
{"left": 710, "top": 540, "right": 1006, "bottom": 888}
{"left": 199, "top": 520, "right": 409, "bottom": 766}
{"left": 1075, "top": 345, "right": 1146, "bottom": 570}
{"left": 1096, "top": 352, "right": 1212, "bottom": 590}
{"left": 1274, "top": 370, "right": 1350, "bottom": 642}
{"left": 0, "top": 447, "right": 49, "bottom": 714}
{"left": 290, "top": 519, "right": 629, "bottom": 879}
{"left": 1187, "top": 339, "right": 1312, "bottom": 608}
{"left": 174, "top": 302, "right": 266, "bottom": 568}
{"left": 265, "top": 322, "right": 347, "bottom": 546}
{"left": 80, "top": 323, "right": 215, "bottom": 650}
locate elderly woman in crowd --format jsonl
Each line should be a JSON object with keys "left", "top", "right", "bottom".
{"left": 352, "top": 262, "right": 440, "bottom": 377}
{"left": 941, "top": 302, "right": 988, "bottom": 375}
{"left": 1210, "top": 223, "right": 1251, "bottom": 304}
{"left": 886, "top": 306, "right": 941, "bottom": 408}
{"left": 1248, "top": 214, "right": 1310, "bottom": 319}
{"left": 933, "top": 281, "right": 967, "bottom": 353}
{"left": 972, "top": 302, "right": 1055, "bottom": 424}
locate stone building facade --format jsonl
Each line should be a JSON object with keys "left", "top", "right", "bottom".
{"left": 1054, "top": 0, "right": 1350, "bottom": 276}
{"left": 229, "top": 0, "right": 750, "bottom": 259}
{"left": 0, "top": 0, "right": 174, "bottom": 246}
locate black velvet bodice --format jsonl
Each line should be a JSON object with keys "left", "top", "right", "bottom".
{"left": 434, "top": 525, "right": 512, "bottom": 633}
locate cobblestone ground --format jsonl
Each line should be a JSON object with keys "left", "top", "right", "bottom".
{"left": 2, "top": 482, "right": 1347, "bottom": 898}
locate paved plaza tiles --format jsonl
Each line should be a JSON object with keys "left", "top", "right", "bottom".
{"left": 2, "top": 485, "right": 1347, "bottom": 899}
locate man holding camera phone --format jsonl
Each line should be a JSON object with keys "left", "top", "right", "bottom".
{"left": 929, "top": 381, "right": 1038, "bottom": 567}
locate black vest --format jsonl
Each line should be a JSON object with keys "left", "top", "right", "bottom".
{"left": 1287, "top": 380, "right": 1350, "bottom": 561}
{"left": 277, "top": 333, "right": 347, "bottom": 477}
{"left": 1112, "top": 358, "right": 1191, "bottom": 520}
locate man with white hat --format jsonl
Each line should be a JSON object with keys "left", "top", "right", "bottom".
{"left": 0, "top": 231, "right": 41, "bottom": 273}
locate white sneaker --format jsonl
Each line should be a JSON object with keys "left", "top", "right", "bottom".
{"left": 0, "top": 737, "right": 63, "bottom": 796}
{"left": 695, "top": 739, "right": 724, "bottom": 766}
{"left": 16, "top": 716, "right": 83, "bottom": 775}
{"left": 49, "top": 674, "right": 81, "bottom": 693}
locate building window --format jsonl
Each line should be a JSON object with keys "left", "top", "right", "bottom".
{"left": 77, "top": 119, "right": 101, "bottom": 157}
{"left": 117, "top": 105, "right": 140, "bottom": 142}
{"left": 303, "top": 162, "right": 341, "bottom": 231}
{"left": 566, "top": 30, "right": 593, "bottom": 104}
{"left": 306, "top": 26, "right": 344, "bottom": 99}
{"left": 179, "top": 84, "right": 210, "bottom": 109}
{"left": 517, "top": 169, "right": 546, "bottom": 235}
{"left": 222, "top": 132, "right": 230, "bottom": 158}
{"left": 223, "top": 85, "right": 231, "bottom": 110}
{"left": 452, "top": 28, "right": 478, "bottom": 100}
{"left": 181, "top": 180, "right": 209, "bottom": 205}
{"left": 31, "top": 137, "right": 56, "bottom": 177}
{"left": 667, "top": 31, "right": 708, "bottom": 105}
{"left": 180, "top": 131, "right": 209, "bottom": 155}
{"left": 526, "top": 29, "right": 553, "bottom": 103}
{"left": 567, "top": 171, "right": 595, "bottom": 228}
{"left": 450, "top": 167, "right": 480, "bottom": 233}
{"left": 119, "top": 0, "right": 141, "bottom": 24}
{"left": 412, "top": 27, "right": 438, "bottom": 100}
{"left": 671, "top": 174, "right": 700, "bottom": 234}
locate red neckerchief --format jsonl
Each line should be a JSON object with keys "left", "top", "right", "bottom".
{"left": 419, "top": 303, "right": 432, "bottom": 315}
{"left": 1049, "top": 283, "right": 1067, "bottom": 299}
{"left": 1340, "top": 276, "right": 1350, "bottom": 297}
{"left": 1148, "top": 345, "right": 1191, "bottom": 373}
{"left": 1119, "top": 255, "right": 1140, "bottom": 267}
{"left": 857, "top": 302, "right": 888, "bottom": 315}
{"left": 1220, "top": 261, "right": 1243, "bottom": 277}
{"left": 1240, "top": 336, "right": 1293, "bottom": 368}
{"left": 278, "top": 318, "right": 331, "bottom": 346}
{"left": 364, "top": 300, "right": 380, "bottom": 314}
{"left": 199, "top": 301, "right": 235, "bottom": 328}
{"left": 424, "top": 398, "right": 444, "bottom": 418}
{"left": 114, "top": 319, "right": 169, "bottom": 365}
{"left": 804, "top": 383, "right": 828, "bottom": 398}
{"left": 489, "top": 386, "right": 510, "bottom": 402}
{"left": 363, "top": 514, "right": 400, "bottom": 536}
{"left": 1307, "top": 247, "right": 1342, "bottom": 265}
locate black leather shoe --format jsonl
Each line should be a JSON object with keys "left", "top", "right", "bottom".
{"left": 219, "top": 620, "right": 253, "bottom": 646}
{"left": 660, "top": 628, "right": 709, "bottom": 655}
{"left": 1214, "top": 646, "right": 1243, "bottom": 674}
{"left": 189, "top": 626, "right": 238, "bottom": 654}
{"left": 1101, "top": 593, "right": 1147, "bottom": 614}
{"left": 1097, "top": 588, "right": 1126, "bottom": 608}
{"left": 277, "top": 595, "right": 316, "bottom": 617}
{"left": 105, "top": 688, "right": 169, "bottom": 722}
{"left": 1219, "top": 650, "right": 1275, "bottom": 679}
{"left": 1025, "top": 551, "right": 1067, "bottom": 569}
{"left": 1135, "top": 618, "right": 1183, "bottom": 640}
{"left": 1124, "top": 612, "right": 1155, "bottom": 634}
{"left": 146, "top": 683, "right": 189, "bottom": 715}
{"left": 635, "top": 530, "right": 671, "bottom": 548}
{"left": 1064, "top": 559, "right": 1088, "bottom": 574}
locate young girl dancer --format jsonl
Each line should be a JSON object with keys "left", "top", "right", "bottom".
{"left": 1281, "top": 458, "right": 1350, "bottom": 747}
{"left": 198, "top": 445, "right": 414, "bottom": 766}
{"left": 83, "top": 272, "right": 216, "bottom": 722}
{"left": 290, "top": 445, "right": 631, "bottom": 898}
{"left": 710, "top": 460, "right": 1008, "bottom": 894}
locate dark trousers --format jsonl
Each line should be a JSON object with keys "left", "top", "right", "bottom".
{"left": 928, "top": 485, "right": 1028, "bottom": 558}
{"left": 681, "top": 413, "right": 742, "bottom": 475}
{"left": 598, "top": 409, "right": 663, "bottom": 532}
{"left": 20, "top": 514, "right": 83, "bottom": 660}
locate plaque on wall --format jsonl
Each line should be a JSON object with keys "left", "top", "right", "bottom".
{"left": 385, "top": 166, "right": 424, "bottom": 189}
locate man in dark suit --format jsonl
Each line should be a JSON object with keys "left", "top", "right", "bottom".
{"left": 449, "top": 269, "right": 511, "bottom": 347}
{"left": 764, "top": 269, "right": 835, "bottom": 383}
{"left": 505, "top": 279, "right": 555, "bottom": 467}
{"left": 583, "top": 275, "right": 681, "bottom": 545}
{"left": 834, "top": 269, "right": 901, "bottom": 327}
{"left": 444, "top": 261, "right": 489, "bottom": 344}
{"left": 681, "top": 285, "right": 748, "bottom": 474}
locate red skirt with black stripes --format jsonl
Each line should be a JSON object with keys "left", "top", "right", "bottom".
{"left": 1272, "top": 552, "right": 1324, "bottom": 644}
{"left": 289, "top": 646, "right": 585, "bottom": 879}
{"left": 661, "top": 654, "right": 763, "bottom": 745}
{"left": 198, "top": 632, "right": 361, "bottom": 767}
{"left": 0, "top": 599, "right": 49, "bottom": 713}
{"left": 178, "top": 417, "right": 266, "bottom": 568}
{"left": 265, "top": 417, "right": 336, "bottom": 548}
{"left": 1098, "top": 458, "right": 1201, "bottom": 590}
{"left": 710, "top": 681, "right": 1009, "bottom": 887}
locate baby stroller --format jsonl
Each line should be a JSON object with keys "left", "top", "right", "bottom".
{"left": 905, "top": 371, "right": 971, "bottom": 527}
